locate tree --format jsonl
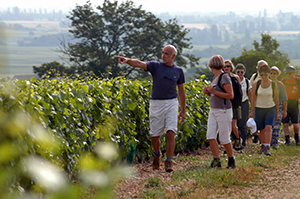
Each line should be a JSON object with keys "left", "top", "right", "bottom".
{"left": 58, "top": 0, "right": 200, "bottom": 79}
{"left": 33, "top": 61, "right": 77, "bottom": 79}
{"left": 231, "top": 33, "right": 290, "bottom": 79}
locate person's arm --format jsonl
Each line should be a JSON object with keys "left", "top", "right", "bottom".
{"left": 273, "top": 82, "right": 279, "bottom": 121}
{"left": 203, "top": 86, "right": 211, "bottom": 97}
{"left": 177, "top": 83, "right": 186, "bottom": 124}
{"left": 281, "top": 82, "right": 288, "bottom": 119}
{"left": 207, "top": 83, "right": 233, "bottom": 99}
{"left": 116, "top": 56, "right": 147, "bottom": 70}
{"left": 247, "top": 87, "right": 253, "bottom": 107}
{"left": 249, "top": 82, "right": 257, "bottom": 118}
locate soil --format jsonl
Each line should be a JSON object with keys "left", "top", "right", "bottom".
{"left": 114, "top": 143, "right": 300, "bottom": 199}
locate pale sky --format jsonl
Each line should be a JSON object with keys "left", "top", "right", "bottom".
{"left": 0, "top": 0, "right": 298, "bottom": 15}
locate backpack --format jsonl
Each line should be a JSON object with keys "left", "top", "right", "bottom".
{"left": 245, "top": 78, "right": 249, "bottom": 96}
{"left": 217, "top": 73, "right": 243, "bottom": 109}
{"left": 282, "top": 76, "right": 300, "bottom": 91}
{"left": 255, "top": 79, "right": 276, "bottom": 97}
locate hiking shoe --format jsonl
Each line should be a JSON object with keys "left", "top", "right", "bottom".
{"left": 258, "top": 145, "right": 265, "bottom": 154}
{"left": 210, "top": 159, "right": 221, "bottom": 168}
{"left": 226, "top": 158, "right": 236, "bottom": 169}
{"left": 295, "top": 133, "right": 300, "bottom": 145}
{"left": 264, "top": 145, "right": 271, "bottom": 156}
{"left": 152, "top": 152, "right": 161, "bottom": 170}
{"left": 285, "top": 136, "right": 290, "bottom": 146}
{"left": 164, "top": 160, "right": 173, "bottom": 173}
{"left": 253, "top": 135, "right": 259, "bottom": 143}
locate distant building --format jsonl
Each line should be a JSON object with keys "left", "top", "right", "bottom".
{"left": 12, "top": 74, "right": 40, "bottom": 80}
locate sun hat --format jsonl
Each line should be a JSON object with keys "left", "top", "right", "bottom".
{"left": 284, "top": 66, "right": 296, "bottom": 72}
{"left": 270, "top": 66, "right": 281, "bottom": 76}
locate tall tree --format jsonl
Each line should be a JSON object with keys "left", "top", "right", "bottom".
{"left": 231, "top": 33, "right": 290, "bottom": 79}
{"left": 58, "top": 0, "right": 199, "bottom": 79}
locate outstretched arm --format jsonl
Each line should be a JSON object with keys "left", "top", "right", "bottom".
{"left": 116, "top": 56, "right": 147, "bottom": 70}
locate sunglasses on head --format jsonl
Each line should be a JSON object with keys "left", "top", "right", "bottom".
{"left": 224, "top": 65, "right": 232, "bottom": 68}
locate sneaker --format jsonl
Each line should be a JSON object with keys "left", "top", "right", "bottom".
{"left": 264, "top": 145, "right": 271, "bottom": 156}
{"left": 253, "top": 135, "right": 259, "bottom": 143}
{"left": 164, "top": 160, "right": 173, "bottom": 173}
{"left": 295, "top": 133, "right": 300, "bottom": 145}
{"left": 210, "top": 159, "right": 221, "bottom": 168}
{"left": 226, "top": 158, "right": 236, "bottom": 169}
{"left": 258, "top": 145, "right": 265, "bottom": 154}
{"left": 152, "top": 152, "right": 161, "bottom": 170}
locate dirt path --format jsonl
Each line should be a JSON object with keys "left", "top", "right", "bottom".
{"left": 114, "top": 145, "right": 300, "bottom": 199}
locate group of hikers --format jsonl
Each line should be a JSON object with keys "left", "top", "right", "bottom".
{"left": 117, "top": 45, "right": 300, "bottom": 172}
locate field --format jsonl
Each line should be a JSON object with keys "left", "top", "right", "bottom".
{"left": 1, "top": 21, "right": 300, "bottom": 78}
{"left": 0, "top": 21, "right": 67, "bottom": 77}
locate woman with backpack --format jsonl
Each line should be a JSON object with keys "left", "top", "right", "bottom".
{"left": 223, "top": 60, "right": 242, "bottom": 150}
{"left": 249, "top": 64, "right": 279, "bottom": 155}
{"left": 203, "top": 55, "right": 236, "bottom": 169}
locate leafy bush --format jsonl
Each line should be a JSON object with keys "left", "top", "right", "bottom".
{"left": 0, "top": 76, "right": 210, "bottom": 197}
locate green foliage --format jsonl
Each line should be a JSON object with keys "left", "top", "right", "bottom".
{"left": 0, "top": 76, "right": 209, "bottom": 172}
{"left": 0, "top": 104, "right": 128, "bottom": 199}
{"left": 145, "top": 176, "right": 161, "bottom": 188}
{"left": 33, "top": 61, "right": 77, "bottom": 78}
{"left": 0, "top": 75, "right": 210, "bottom": 197}
{"left": 59, "top": 0, "right": 200, "bottom": 79}
{"left": 231, "top": 33, "right": 290, "bottom": 79}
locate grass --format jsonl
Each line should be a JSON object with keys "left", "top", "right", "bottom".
{"left": 136, "top": 139, "right": 300, "bottom": 199}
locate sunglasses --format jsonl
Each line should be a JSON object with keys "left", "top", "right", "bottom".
{"left": 236, "top": 71, "right": 244, "bottom": 74}
{"left": 224, "top": 65, "right": 232, "bottom": 68}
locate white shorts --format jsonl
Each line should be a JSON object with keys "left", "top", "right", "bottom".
{"left": 207, "top": 108, "right": 232, "bottom": 145}
{"left": 149, "top": 99, "right": 178, "bottom": 137}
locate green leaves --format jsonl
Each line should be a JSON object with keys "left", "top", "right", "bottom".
{"left": 0, "top": 76, "right": 210, "bottom": 175}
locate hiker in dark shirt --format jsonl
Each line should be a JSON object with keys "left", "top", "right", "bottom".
{"left": 116, "top": 45, "right": 186, "bottom": 172}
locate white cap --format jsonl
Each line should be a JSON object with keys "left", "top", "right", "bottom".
{"left": 270, "top": 66, "right": 281, "bottom": 76}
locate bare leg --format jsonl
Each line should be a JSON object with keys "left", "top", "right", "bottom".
{"left": 283, "top": 123, "right": 290, "bottom": 136}
{"left": 209, "top": 139, "right": 220, "bottom": 158}
{"left": 151, "top": 136, "right": 161, "bottom": 153}
{"left": 232, "top": 119, "right": 240, "bottom": 139}
{"left": 260, "top": 127, "right": 272, "bottom": 144}
{"left": 166, "top": 130, "right": 175, "bottom": 159}
{"left": 293, "top": 123, "right": 299, "bottom": 135}
{"left": 224, "top": 142, "right": 234, "bottom": 157}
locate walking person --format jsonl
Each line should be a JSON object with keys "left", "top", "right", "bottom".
{"left": 116, "top": 45, "right": 186, "bottom": 172}
{"left": 269, "top": 66, "right": 288, "bottom": 149}
{"left": 235, "top": 63, "right": 252, "bottom": 148}
{"left": 250, "top": 64, "right": 279, "bottom": 155}
{"left": 223, "top": 60, "right": 242, "bottom": 150}
{"left": 280, "top": 66, "right": 300, "bottom": 146}
{"left": 203, "top": 55, "right": 236, "bottom": 169}
{"left": 249, "top": 60, "right": 269, "bottom": 143}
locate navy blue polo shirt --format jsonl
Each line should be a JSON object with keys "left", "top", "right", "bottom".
{"left": 146, "top": 61, "right": 185, "bottom": 100}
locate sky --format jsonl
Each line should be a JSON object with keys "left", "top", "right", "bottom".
{"left": 0, "top": 0, "right": 299, "bottom": 15}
